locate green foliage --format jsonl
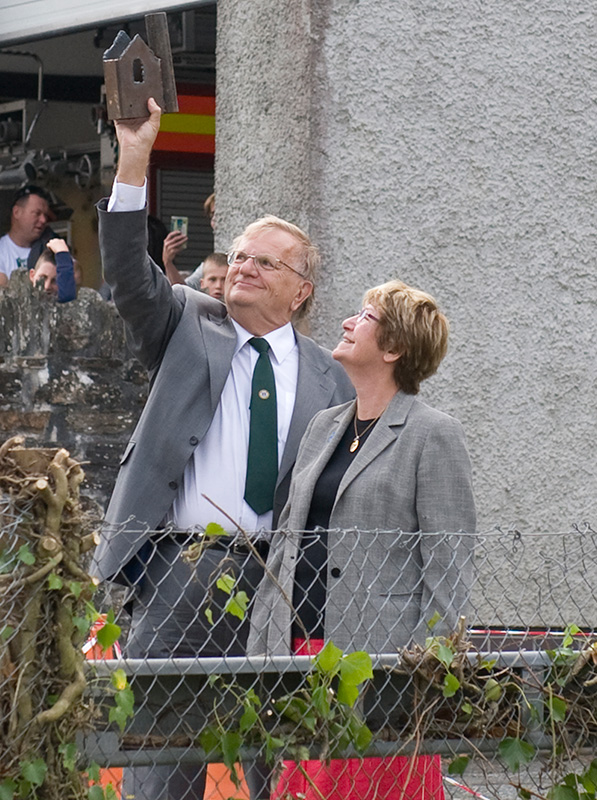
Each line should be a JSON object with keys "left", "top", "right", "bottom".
{"left": 17, "top": 543, "right": 35, "bottom": 566}
{"left": 498, "top": 737, "right": 536, "bottom": 771}
{"left": 448, "top": 755, "right": 470, "bottom": 775}
{"left": 96, "top": 609, "right": 121, "bottom": 652}
{"left": 47, "top": 572, "right": 63, "bottom": 590}
{"left": 108, "top": 668, "right": 135, "bottom": 732}
{"left": 58, "top": 741, "right": 78, "bottom": 772}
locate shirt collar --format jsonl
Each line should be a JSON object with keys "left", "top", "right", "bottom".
{"left": 231, "top": 319, "right": 297, "bottom": 364}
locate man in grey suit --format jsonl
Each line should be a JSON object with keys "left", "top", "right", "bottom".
{"left": 91, "top": 97, "right": 353, "bottom": 800}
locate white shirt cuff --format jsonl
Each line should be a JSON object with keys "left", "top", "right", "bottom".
{"left": 107, "top": 178, "right": 147, "bottom": 212}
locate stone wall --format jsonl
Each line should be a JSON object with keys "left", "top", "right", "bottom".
{"left": 0, "top": 270, "right": 147, "bottom": 513}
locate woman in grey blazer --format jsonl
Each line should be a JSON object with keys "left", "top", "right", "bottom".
{"left": 249, "top": 279, "right": 476, "bottom": 658}
{"left": 247, "top": 279, "right": 476, "bottom": 799}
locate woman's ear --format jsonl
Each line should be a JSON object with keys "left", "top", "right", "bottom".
{"left": 383, "top": 349, "right": 401, "bottom": 364}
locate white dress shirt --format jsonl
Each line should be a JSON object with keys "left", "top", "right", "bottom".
{"left": 108, "top": 178, "right": 299, "bottom": 533}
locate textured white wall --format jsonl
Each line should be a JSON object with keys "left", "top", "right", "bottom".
{"left": 216, "top": 0, "right": 596, "bottom": 550}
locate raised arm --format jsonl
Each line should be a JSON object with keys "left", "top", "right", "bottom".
{"left": 100, "top": 98, "right": 185, "bottom": 371}
{"left": 46, "top": 238, "right": 76, "bottom": 303}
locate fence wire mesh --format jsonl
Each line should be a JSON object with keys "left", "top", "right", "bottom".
{"left": 3, "top": 484, "right": 597, "bottom": 800}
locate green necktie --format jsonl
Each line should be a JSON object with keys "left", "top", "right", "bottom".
{"left": 244, "top": 337, "right": 278, "bottom": 514}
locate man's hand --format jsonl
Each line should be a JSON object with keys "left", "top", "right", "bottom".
{"left": 46, "top": 238, "right": 69, "bottom": 254}
{"left": 115, "top": 97, "right": 162, "bottom": 187}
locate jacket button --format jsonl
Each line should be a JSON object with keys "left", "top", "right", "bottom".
{"left": 189, "top": 436, "right": 199, "bottom": 446}
{"left": 331, "top": 567, "right": 341, "bottom": 578}
{"left": 168, "top": 481, "right": 178, "bottom": 490}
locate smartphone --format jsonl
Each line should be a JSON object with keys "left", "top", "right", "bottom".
{"left": 170, "top": 215, "right": 188, "bottom": 249}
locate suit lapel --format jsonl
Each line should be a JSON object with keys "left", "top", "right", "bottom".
{"left": 277, "top": 333, "right": 344, "bottom": 488}
{"left": 288, "top": 402, "right": 355, "bottom": 528}
{"left": 334, "top": 391, "right": 417, "bottom": 503}
{"left": 200, "top": 312, "right": 237, "bottom": 412}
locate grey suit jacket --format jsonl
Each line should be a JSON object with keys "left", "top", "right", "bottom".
{"left": 91, "top": 202, "right": 354, "bottom": 582}
{"left": 248, "top": 391, "right": 477, "bottom": 655}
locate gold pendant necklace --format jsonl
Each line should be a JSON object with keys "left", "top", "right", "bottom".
{"left": 349, "top": 411, "right": 383, "bottom": 453}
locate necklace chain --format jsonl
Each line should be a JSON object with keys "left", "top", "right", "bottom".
{"left": 349, "top": 411, "right": 383, "bottom": 453}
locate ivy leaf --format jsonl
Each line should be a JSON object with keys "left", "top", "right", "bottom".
{"left": 199, "top": 726, "right": 222, "bottom": 757}
{"left": 17, "top": 545, "right": 35, "bottom": 566}
{"left": 315, "top": 641, "right": 343, "bottom": 674}
{"left": 20, "top": 758, "right": 47, "bottom": 787}
{"left": 97, "top": 620, "right": 121, "bottom": 651}
{"left": 109, "top": 706, "right": 129, "bottom": 732}
{"left": 115, "top": 686, "right": 135, "bottom": 716}
{"left": 426, "top": 611, "right": 442, "bottom": 630}
{"left": 239, "top": 705, "right": 258, "bottom": 733}
{"left": 221, "top": 731, "right": 242, "bottom": 770}
{"left": 498, "top": 737, "right": 536, "bottom": 772}
{"left": 0, "top": 549, "right": 17, "bottom": 574}
{"left": 72, "top": 616, "right": 90, "bottom": 637}
{"left": 448, "top": 755, "right": 470, "bottom": 776}
{"left": 518, "top": 789, "right": 532, "bottom": 799}
{"left": 204, "top": 523, "right": 228, "bottom": 537}
{"left": 480, "top": 658, "right": 497, "bottom": 670}
{"left": 86, "top": 762, "right": 101, "bottom": 783}
{"left": 105, "top": 784, "right": 120, "bottom": 800}
{"left": 111, "top": 668, "right": 128, "bottom": 692}
{"left": 88, "top": 785, "right": 105, "bottom": 800}
{"left": 225, "top": 591, "right": 249, "bottom": 621}
{"left": 347, "top": 716, "right": 373, "bottom": 754}
{"left": 443, "top": 672, "right": 461, "bottom": 698}
{"left": 58, "top": 741, "right": 78, "bottom": 772}
{"left": 47, "top": 573, "right": 63, "bottom": 590}
{"left": 204, "top": 607, "right": 214, "bottom": 625}
{"left": 562, "top": 624, "right": 581, "bottom": 648}
{"left": 68, "top": 581, "right": 83, "bottom": 599}
{"left": 435, "top": 644, "right": 455, "bottom": 669}
{"left": 461, "top": 700, "right": 473, "bottom": 715}
{"left": 485, "top": 678, "right": 503, "bottom": 702}
{"left": 547, "top": 787, "right": 579, "bottom": 800}
{"left": 0, "top": 778, "right": 17, "bottom": 800}
{"left": 216, "top": 573, "right": 236, "bottom": 596}
{"left": 0, "top": 626, "right": 14, "bottom": 642}
{"left": 311, "top": 685, "right": 331, "bottom": 718}
{"left": 264, "top": 733, "right": 285, "bottom": 764}
{"left": 340, "top": 651, "right": 373, "bottom": 686}
{"left": 336, "top": 679, "right": 359, "bottom": 707}
{"left": 547, "top": 695, "right": 567, "bottom": 723}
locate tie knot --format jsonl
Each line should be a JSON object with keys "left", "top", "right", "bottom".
{"left": 249, "top": 337, "right": 270, "bottom": 354}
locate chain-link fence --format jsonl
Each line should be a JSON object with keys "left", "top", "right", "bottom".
{"left": 3, "top": 459, "right": 597, "bottom": 800}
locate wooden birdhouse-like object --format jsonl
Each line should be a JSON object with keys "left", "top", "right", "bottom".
{"left": 103, "top": 13, "right": 179, "bottom": 120}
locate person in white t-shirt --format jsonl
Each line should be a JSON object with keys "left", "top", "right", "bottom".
{"left": 0, "top": 185, "right": 53, "bottom": 288}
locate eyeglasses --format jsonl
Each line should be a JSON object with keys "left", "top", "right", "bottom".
{"left": 226, "top": 250, "right": 306, "bottom": 278}
{"left": 355, "top": 308, "right": 380, "bottom": 323}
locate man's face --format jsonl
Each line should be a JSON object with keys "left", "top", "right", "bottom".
{"left": 13, "top": 195, "right": 50, "bottom": 245}
{"left": 224, "top": 228, "right": 312, "bottom": 332}
{"left": 29, "top": 260, "right": 57, "bottom": 296}
{"left": 200, "top": 263, "right": 228, "bottom": 299}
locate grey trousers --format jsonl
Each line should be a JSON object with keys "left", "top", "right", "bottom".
{"left": 122, "top": 536, "right": 266, "bottom": 800}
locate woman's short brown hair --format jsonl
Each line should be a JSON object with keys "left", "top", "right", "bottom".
{"left": 364, "top": 280, "right": 449, "bottom": 395}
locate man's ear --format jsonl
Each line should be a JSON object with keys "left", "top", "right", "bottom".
{"left": 29, "top": 269, "right": 36, "bottom": 284}
{"left": 290, "top": 280, "right": 313, "bottom": 312}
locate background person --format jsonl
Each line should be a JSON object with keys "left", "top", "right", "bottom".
{"left": 0, "top": 185, "right": 53, "bottom": 287}
{"left": 249, "top": 279, "right": 476, "bottom": 800}
{"left": 199, "top": 252, "right": 228, "bottom": 298}
{"left": 29, "top": 238, "right": 77, "bottom": 303}
{"left": 90, "top": 96, "right": 354, "bottom": 800}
